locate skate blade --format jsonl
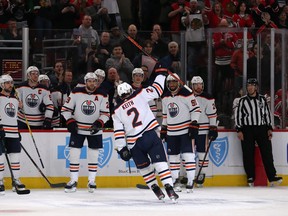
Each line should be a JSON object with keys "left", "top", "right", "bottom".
{"left": 88, "top": 188, "right": 95, "bottom": 193}
{"left": 270, "top": 179, "right": 283, "bottom": 187}
{"left": 248, "top": 183, "right": 254, "bottom": 187}
{"left": 186, "top": 188, "right": 193, "bottom": 193}
{"left": 64, "top": 188, "right": 77, "bottom": 193}
{"left": 170, "top": 198, "right": 178, "bottom": 204}
{"left": 0, "top": 191, "right": 5, "bottom": 195}
{"left": 174, "top": 187, "right": 182, "bottom": 192}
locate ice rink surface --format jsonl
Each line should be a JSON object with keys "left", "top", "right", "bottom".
{"left": 1, "top": 186, "right": 288, "bottom": 216}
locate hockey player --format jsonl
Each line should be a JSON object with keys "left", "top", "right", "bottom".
{"left": 0, "top": 75, "right": 28, "bottom": 195}
{"left": 16, "top": 66, "right": 54, "bottom": 130}
{"left": 94, "top": 69, "right": 106, "bottom": 86}
{"left": 131, "top": 68, "right": 157, "bottom": 117}
{"left": 113, "top": 70, "right": 179, "bottom": 202}
{"left": 191, "top": 76, "right": 218, "bottom": 187}
{"left": 161, "top": 73, "right": 201, "bottom": 192}
{"left": 38, "top": 75, "right": 61, "bottom": 128}
{"left": 61, "top": 72, "right": 110, "bottom": 193}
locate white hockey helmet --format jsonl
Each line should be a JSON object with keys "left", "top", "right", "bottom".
{"left": 191, "top": 76, "right": 204, "bottom": 85}
{"left": 0, "top": 74, "right": 13, "bottom": 89}
{"left": 117, "top": 82, "right": 133, "bottom": 97}
{"left": 132, "top": 68, "right": 144, "bottom": 76}
{"left": 26, "top": 66, "right": 39, "bottom": 76}
{"left": 166, "top": 73, "right": 180, "bottom": 92}
{"left": 38, "top": 74, "right": 50, "bottom": 82}
{"left": 84, "top": 72, "right": 98, "bottom": 83}
{"left": 94, "top": 69, "right": 105, "bottom": 78}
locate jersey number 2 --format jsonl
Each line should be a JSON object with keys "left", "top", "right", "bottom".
{"left": 127, "top": 107, "right": 142, "bottom": 128}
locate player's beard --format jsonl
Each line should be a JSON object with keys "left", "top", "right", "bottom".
{"left": 4, "top": 86, "right": 12, "bottom": 93}
{"left": 86, "top": 85, "right": 96, "bottom": 92}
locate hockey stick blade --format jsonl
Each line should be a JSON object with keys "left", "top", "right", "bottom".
{"left": 136, "top": 184, "right": 149, "bottom": 189}
{"left": 14, "top": 188, "right": 30, "bottom": 195}
{"left": 49, "top": 182, "right": 67, "bottom": 188}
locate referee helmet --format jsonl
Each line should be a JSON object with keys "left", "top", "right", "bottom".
{"left": 247, "top": 78, "right": 258, "bottom": 85}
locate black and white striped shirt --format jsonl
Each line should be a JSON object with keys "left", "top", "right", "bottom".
{"left": 235, "top": 93, "right": 272, "bottom": 130}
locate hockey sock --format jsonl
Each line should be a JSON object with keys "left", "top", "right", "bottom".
{"left": 139, "top": 165, "right": 158, "bottom": 188}
{"left": 0, "top": 154, "right": 4, "bottom": 180}
{"left": 9, "top": 153, "right": 20, "bottom": 179}
{"left": 154, "top": 162, "right": 173, "bottom": 186}
{"left": 168, "top": 154, "right": 181, "bottom": 183}
{"left": 87, "top": 148, "right": 99, "bottom": 183}
{"left": 69, "top": 148, "right": 81, "bottom": 182}
{"left": 198, "top": 152, "right": 209, "bottom": 174}
{"left": 182, "top": 153, "right": 196, "bottom": 185}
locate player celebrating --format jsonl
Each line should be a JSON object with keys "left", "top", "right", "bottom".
{"left": 0, "top": 75, "right": 28, "bottom": 195}
{"left": 113, "top": 70, "right": 179, "bottom": 202}
{"left": 61, "top": 72, "right": 110, "bottom": 193}
{"left": 191, "top": 76, "right": 218, "bottom": 187}
{"left": 161, "top": 73, "right": 201, "bottom": 193}
{"left": 16, "top": 66, "right": 54, "bottom": 129}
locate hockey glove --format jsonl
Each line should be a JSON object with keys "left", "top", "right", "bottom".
{"left": 39, "top": 103, "right": 46, "bottom": 113}
{"left": 208, "top": 126, "right": 218, "bottom": 141}
{"left": 117, "top": 146, "right": 132, "bottom": 161}
{"left": 160, "top": 125, "right": 167, "bottom": 141}
{"left": 67, "top": 118, "right": 78, "bottom": 134}
{"left": 155, "top": 68, "right": 169, "bottom": 76}
{"left": 0, "top": 125, "right": 5, "bottom": 140}
{"left": 188, "top": 121, "right": 199, "bottom": 139}
{"left": 90, "top": 119, "right": 104, "bottom": 135}
{"left": 43, "top": 118, "right": 52, "bottom": 129}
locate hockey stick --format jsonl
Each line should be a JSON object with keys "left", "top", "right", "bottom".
{"left": 136, "top": 184, "right": 149, "bottom": 189}
{"left": 1, "top": 141, "right": 30, "bottom": 195}
{"left": 122, "top": 33, "right": 193, "bottom": 93}
{"left": 192, "top": 138, "right": 213, "bottom": 189}
{"left": 20, "top": 143, "right": 66, "bottom": 188}
{"left": 13, "top": 87, "right": 45, "bottom": 168}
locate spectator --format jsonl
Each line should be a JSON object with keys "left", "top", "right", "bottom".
{"left": 96, "top": 31, "right": 112, "bottom": 69}
{"left": 150, "top": 24, "right": 169, "bottom": 59}
{"left": 46, "top": 61, "right": 64, "bottom": 89}
{"left": 101, "top": 0, "right": 122, "bottom": 29}
{"left": 105, "top": 44, "right": 134, "bottom": 83}
{"left": 109, "top": 25, "right": 124, "bottom": 46}
{"left": 121, "top": 24, "right": 144, "bottom": 62}
{"left": 2, "top": 18, "right": 22, "bottom": 47}
{"left": 84, "top": 0, "right": 111, "bottom": 32}
{"left": 101, "top": 67, "right": 123, "bottom": 128}
{"left": 86, "top": 41, "right": 102, "bottom": 71}
{"left": 159, "top": 41, "right": 181, "bottom": 74}
{"left": 204, "top": 0, "right": 224, "bottom": 28}
{"left": 168, "top": 0, "right": 190, "bottom": 44}
{"left": 132, "top": 39, "right": 159, "bottom": 74}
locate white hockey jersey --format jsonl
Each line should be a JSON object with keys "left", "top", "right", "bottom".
{"left": 16, "top": 81, "right": 54, "bottom": 127}
{"left": 162, "top": 88, "right": 201, "bottom": 136}
{"left": 112, "top": 74, "right": 165, "bottom": 150}
{"left": 61, "top": 87, "right": 110, "bottom": 135}
{"left": 195, "top": 92, "right": 217, "bottom": 135}
{"left": 0, "top": 93, "right": 20, "bottom": 138}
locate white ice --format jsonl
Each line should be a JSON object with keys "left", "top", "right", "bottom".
{"left": 1, "top": 187, "right": 288, "bottom": 216}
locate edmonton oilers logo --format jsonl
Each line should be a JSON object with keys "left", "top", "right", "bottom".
{"left": 168, "top": 102, "right": 179, "bottom": 117}
{"left": 25, "top": 94, "right": 39, "bottom": 108}
{"left": 81, "top": 100, "right": 96, "bottom": 115}
{"left": 5, "top": 102, "right": 16, "bottom": 117}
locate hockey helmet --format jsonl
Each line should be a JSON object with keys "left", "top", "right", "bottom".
{"left": 26, "top": 66, "right": 39, "bottom": 76}
{"left": 0, "top": 74, "right": 13, "bottom": 89}
{"left": 166, "top": 73, "right": 180, "bottom": 93}
{"left": 84, "top": 72, "right": 98, "bottom": 83}
{"left": 132, "top": 68, "right": 144, "bottom": 76}
{"left": 247, "top": 78, "right": 258, "bottom": 86}
{"left": 38, "top": 74, "right": 50, "bottom": 82}
{"left": 94, "top": 69, "right": 105, "bottom": 78}
{"left": 191, "top": 76, "right": 204, "bottom": 85}
{"left": 117, "top": 82, "right": 133, "bottom": 97}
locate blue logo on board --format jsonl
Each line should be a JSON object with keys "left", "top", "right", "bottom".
{"left": 209, "top": 137, "right": 229, "bottom": 167}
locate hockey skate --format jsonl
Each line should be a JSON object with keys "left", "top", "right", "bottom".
{"left": 269, "top": 176, "right": 283, "bottom": 187}
{"left": 151, "top": 184, "right": 165, "bottom": 201}
{"left": 247, "top": 178, "right": 254, "bottom": 187}
{"left": 0, "top": 179, "right": 5, "bottom": 195}
{"left": 164, "top": 184, "right": 179, "bottom": 203}
{"left": 173, "top": 178, "right": 182, "bottom": 192}
{"left": 64, "top": 180, "right": 77, "bottom": 193}
{"left": 87, "top": 181, "right": 97, "bottom": 193}
{"left": 195, "top": 173, "right": 205, "bottom": 188}
{"left": 12, "top": 179, "right": 26, "bottom": 192}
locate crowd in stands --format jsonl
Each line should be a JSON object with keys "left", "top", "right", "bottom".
{"left": 1, "top": 0, "right": 288, "bottom": 128}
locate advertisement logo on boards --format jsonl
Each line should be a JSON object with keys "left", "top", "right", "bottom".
{"left": 58, "top": 136, "right": 113, "bottom": 168}
{"left": 209, "top": 137, "right": 229, "bottom": 167}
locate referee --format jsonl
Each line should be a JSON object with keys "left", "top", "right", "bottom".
{"left": 235, "top": 78, "right": 282, "bottom": 186}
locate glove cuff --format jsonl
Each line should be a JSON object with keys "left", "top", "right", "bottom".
{"left": 67, "top": 118, "right": 76, "bottom": 125}
{"left": 96, "top": 119, "right": 104, "bottom": 128}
